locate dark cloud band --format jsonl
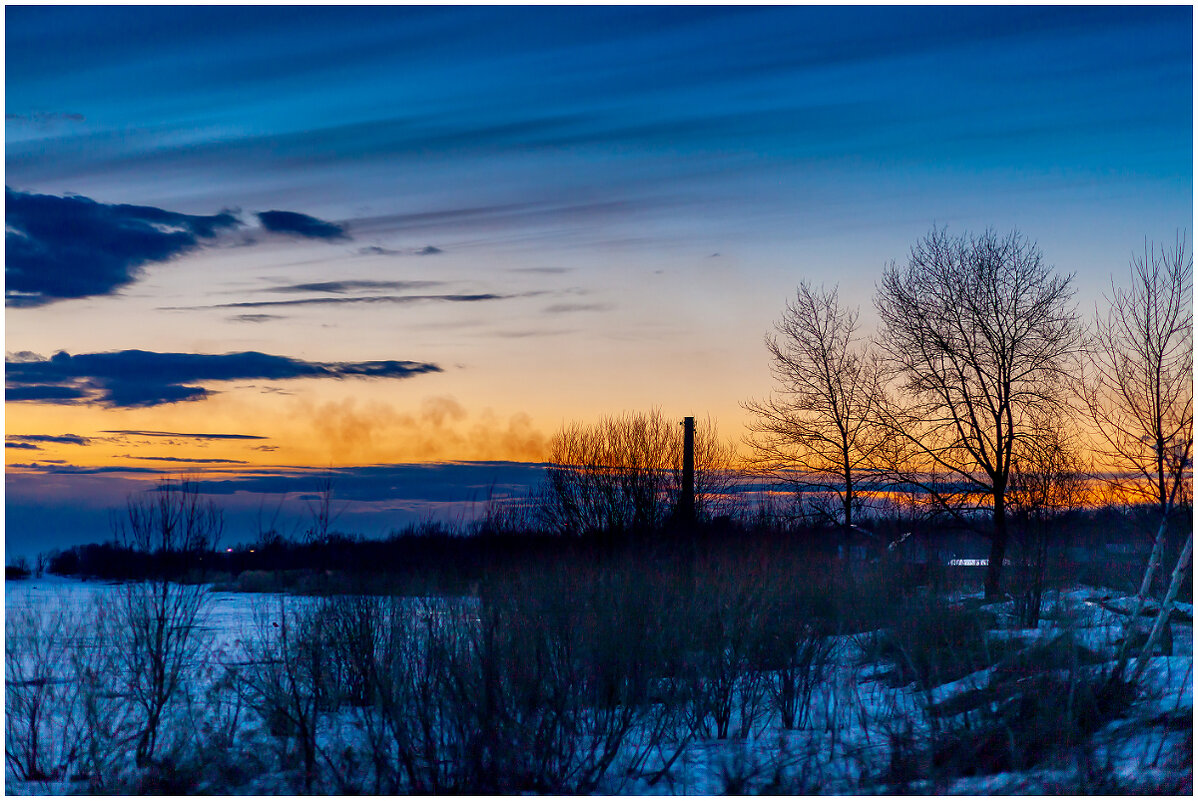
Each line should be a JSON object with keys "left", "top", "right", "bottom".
{"left": 5, "top": 187, "right": 240, "bottom": 308}
{"left": 5, "top": 189, "right": 356, "bottom": 307}
{"left": 6, "top": 349, "right": 442, "bottom": 408}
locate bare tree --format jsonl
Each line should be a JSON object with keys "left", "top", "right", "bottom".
{"left": 875, "top": 227, "right": 1082, "bottom": 599}
{"left": 303, "top": 474, "right": 345, "bottom": 544}
{"left": 1080, "top": 234, "right": 1193, "bottom": 513}
{"left": 541, "top": 409, "right": 735, "bottom": 539}
{"left": 1082, "top": 235, "right": 1195, "bottom": 679}
{"left": 743, "top": 282, "right": 887, "bottom": 533}
{"left": 238, "top": 598, "right": 329, "bottom": 792}
{"left": 114, "top": 477, "right": 222, "bottom": 765}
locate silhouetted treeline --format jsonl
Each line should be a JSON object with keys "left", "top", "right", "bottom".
{"left": 40, "top": 502, "right": 1191, "bottom": 604}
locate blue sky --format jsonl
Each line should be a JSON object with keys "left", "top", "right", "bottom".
{"left": 5, "top": 5, "right": 1193, "bottom": 558}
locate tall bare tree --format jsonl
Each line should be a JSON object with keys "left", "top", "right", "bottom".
{"left": 743, "top": 282, "right": 887, "bottom": 533}
{"left": 875, "top": 227, "right": 1082, "bottom": 599}
{"left": 1081, "top": 235, "right": 1194, "bottom": 679}
{"left": 1080, "top": 235, "right": 1192, "bottom": 513}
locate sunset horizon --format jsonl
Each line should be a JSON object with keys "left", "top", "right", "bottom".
{"left": 6, "top": 5, "right": 1192, "bottom": 558}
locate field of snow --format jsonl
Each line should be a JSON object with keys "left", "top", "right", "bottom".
{"left": 4, "top": 576, "right": 1193, "bottom": 794}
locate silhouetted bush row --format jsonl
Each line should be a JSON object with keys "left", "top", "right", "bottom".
{"left": 38, "top": 502, "right": 1191, "bottom": 607}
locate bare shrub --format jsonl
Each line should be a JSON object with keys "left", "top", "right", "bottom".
{"left": 761, "top": 617, "right": 831, "bottom": 731}
{"left": 320, "top": 593, "right": 385, "bottom": 708}
{"left": 866, "top": 595, "right": 999, "bottom": 690}
{"left": 337, "top": 559, "right": 700, "bottom": 793}
{"left": 541, "top": 409, "right": 736, "bottom": 539}
{"left": 5, "top": 594, "right": 138, "bottom": 791}
{"left": 355, "top": 596, "right": 468, "bottom": 793}
{"left": 5, "top": 599, "right": 87, "bottom": 781}
{"left": 446, "top": 565, "right": 691, "bottom": 792}
{"left": 680, "top": 559, "right": 772, "bottom": 740}
{"left": 931, "top": 659, "right": 1133, "bottom": 778}
{"left": 113, "top": 478, "right": 221, "bottom": 766}
{"left": 237, "top": 598, "right": 329, "bottom": 792}
{"left": 71, "top": 600, "right": 138, "bottom": 791}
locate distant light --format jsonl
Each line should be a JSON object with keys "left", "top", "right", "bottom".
{"left": 249, "top": 549, "right": 255, "bottom": 553}
{"left": 226, "top": 548, "right": 233, "bottom": 553}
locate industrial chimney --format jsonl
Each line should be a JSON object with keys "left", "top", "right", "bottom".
{"left": 680, "top": 416, "right": 695, "bottom": 526}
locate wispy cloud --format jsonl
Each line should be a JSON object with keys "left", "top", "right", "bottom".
{"left": 189, "top": 293, "right": 524, "bottom": 310}
{"left": 542, "top": 302, "right": 614, "bottom": 314}
{"left": 103, "top": 430, "right": 270, "bottom": 441}
{"left": 120, "top": 455, "right": 249, "bottom": 465}
{"left": 491, "top": 328, "right": 576, "bottom": 339}
{"left": 8, "top": 463, "right": 168, "bottom": 475}
{"left": 510, "top": 266, "right": 572, "bottom": 275}
{"left": 6, "top": 111, "right": 85, "bottom": 125}
{"left": 264, "top": 280, "right": 442, "bottom": 294}
{"left": 177, "top": 461, "right": 551, "bottom": 504}
{"left": 6, "top": 433, "right": 91, "bottom": 446}
{"left": 356, "top": 245, "right": 444, "bottom": 257}
{"left": 7, "top": 350, "right": 442, "bottom": 408}
{"left": 256, "top": 210, "right": 348, "bottom": 240}
{"left": 229, "top": 313, "right": 285, "bottom": 323}
{"left": 350, "top": 199, "right": 651, "bottom": 238}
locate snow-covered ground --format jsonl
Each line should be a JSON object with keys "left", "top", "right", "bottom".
{"left": 4, "top": 577, "right": 1192, "bottom": 794}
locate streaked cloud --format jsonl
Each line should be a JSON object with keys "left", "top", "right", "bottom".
{"left": 6, "top": 110, "right": 85, "bottom": 125}
{"left": 120, "top": 455, "right": 249, "bottom": 465}
{"left": 103, "top": 430, "right": 270, "bottom": 441}
{"left": 7, "top": 433, "right": 91, "bottom": 446}
{"left": 264, "top": 279, "right": 442, "bottom": 294}
{"left": 230, "top": 313, "right": 285, "bottom": 323}
{"left": 542, "top": 302, "right": 614, "bottom": 314}
{"left": 194, "top": 293, "right": 521, "bottom": 310}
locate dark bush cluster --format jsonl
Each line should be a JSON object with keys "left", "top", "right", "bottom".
{"left": 227, "top": 546, "right": 846, "bottom": 793}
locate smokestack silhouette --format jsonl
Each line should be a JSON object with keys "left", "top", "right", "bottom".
{"left": 681, "top": 416, "right": 695, "bottom": 526}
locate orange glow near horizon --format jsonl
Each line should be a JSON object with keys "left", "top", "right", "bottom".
{"left": 4, "top": 373, "right": 764, "bottom": 474}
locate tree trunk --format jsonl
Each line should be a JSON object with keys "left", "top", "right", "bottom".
{"left": 985, "top": 495, "right": 1007, "bottom": 600}
{"left": 1113, "top": 475, "right": 1183, "bottom": 677}
{"left": 1130, "top": 530, "right": 1192, "bottom": 684}
{"left": 843, "top": 460, "right": 854, "bottom": 533}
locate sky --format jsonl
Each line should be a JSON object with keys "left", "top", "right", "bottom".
{"left": 4, "top": 5, "right": 1193, "bottom": 558}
